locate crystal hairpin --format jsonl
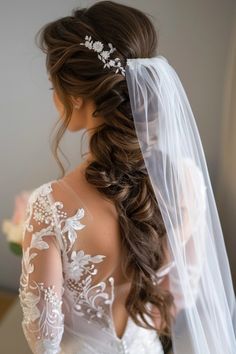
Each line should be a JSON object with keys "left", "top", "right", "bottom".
{"left": 79, "top": 35, "right": 126, "bottom": 77}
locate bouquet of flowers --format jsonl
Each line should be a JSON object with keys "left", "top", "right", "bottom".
{"left": 2, "top": 190, "right": 32, "bottom": 256}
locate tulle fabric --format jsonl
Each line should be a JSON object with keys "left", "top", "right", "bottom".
{"left": 125, "top": 55, "right": 236, "bottom": 353}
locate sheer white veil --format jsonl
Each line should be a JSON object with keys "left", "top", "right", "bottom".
{"left": 125, "top": 55, "right": 236, "bottom": 353}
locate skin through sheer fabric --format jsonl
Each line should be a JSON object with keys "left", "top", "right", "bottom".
{"left": 19, "top": 177, "right": 168, "bottom": 354}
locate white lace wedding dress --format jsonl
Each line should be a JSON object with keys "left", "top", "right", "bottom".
{"left": 18, "top": 176, "right": 171, "bottom": 354}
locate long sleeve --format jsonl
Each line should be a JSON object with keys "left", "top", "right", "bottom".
{"left": 18, "top": 182, "right": 65, "bottom": 354}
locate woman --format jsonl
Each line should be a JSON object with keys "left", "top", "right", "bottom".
{"left": 18, "top": 1, "right": 236, "bottom": 354}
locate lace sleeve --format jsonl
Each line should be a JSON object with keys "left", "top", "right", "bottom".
{"left": 18, "top": 182, "right": 65, "bottom": 354}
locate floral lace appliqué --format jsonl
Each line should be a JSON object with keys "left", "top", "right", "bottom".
{"left": 61, "top": 213, "right": 115, "bottom": 331}
{"left": 19, "top": 180, "right": 116, "bottom": 352}
{"left": 19, "top": 182, "right": 65, "bottom": 353}
{"left": 64, "top": 248, "right": 115, "bottom": 329}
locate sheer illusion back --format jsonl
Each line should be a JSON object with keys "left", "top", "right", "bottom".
{"left": 18, "top": 167, "right": 165, "bottom": 354}
{"left": 58, "top": 169, "right": 132, "bottom": 340}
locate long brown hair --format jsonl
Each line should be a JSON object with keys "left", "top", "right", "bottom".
{"left": 35, "top": 0, "right": 175, "bottom": 348}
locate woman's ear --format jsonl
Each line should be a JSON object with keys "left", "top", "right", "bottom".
{"left": 71, "top": 96, "right": 84, "bottom": 110}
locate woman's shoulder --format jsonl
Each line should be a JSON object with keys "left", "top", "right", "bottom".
{"left": 26, "top": 160, "right": 116, "bottom": 223}
{"left": 56, "top": 164, "right": 121, "bottom": 257}
{"left": 28, "top": 166, "right": 123, "bottom": 277}
{"left": 25, "top": 164, "right": 92, "bottom": 227}
{"left": 59, "top": 163, "right": 117, "bottom": 219}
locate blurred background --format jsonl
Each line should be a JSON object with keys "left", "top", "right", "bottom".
{"left": 0, "top": 0, "right": 235, "bottom": 352}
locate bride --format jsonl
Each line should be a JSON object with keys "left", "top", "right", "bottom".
{"left": 18, "top": 1, "right": 236, "bottom": 353}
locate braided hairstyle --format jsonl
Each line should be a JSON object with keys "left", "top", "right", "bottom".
{"left": 36, "top": 1, "right": 175, "bottom": 349}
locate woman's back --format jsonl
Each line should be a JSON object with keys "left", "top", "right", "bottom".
{"left": 19, "top": 163, "right": 165, "bottom": 353}
{"left": 59, "top": 164, "right": 132, "bottom": 340}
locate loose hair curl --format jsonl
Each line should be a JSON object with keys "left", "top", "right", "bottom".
{"left": 35, "top": 1, "right": 175, "bottom": 351}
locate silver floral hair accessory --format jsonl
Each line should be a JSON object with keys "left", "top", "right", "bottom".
{"left": 79, "top": 35, "right": 126, "bottom": 76}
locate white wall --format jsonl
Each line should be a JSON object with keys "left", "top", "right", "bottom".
{"left": 216, "top": 13, "right": 236, "bottom": 288}
{"left": 0, "top": 0, "right": 235, "bottom": 291}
